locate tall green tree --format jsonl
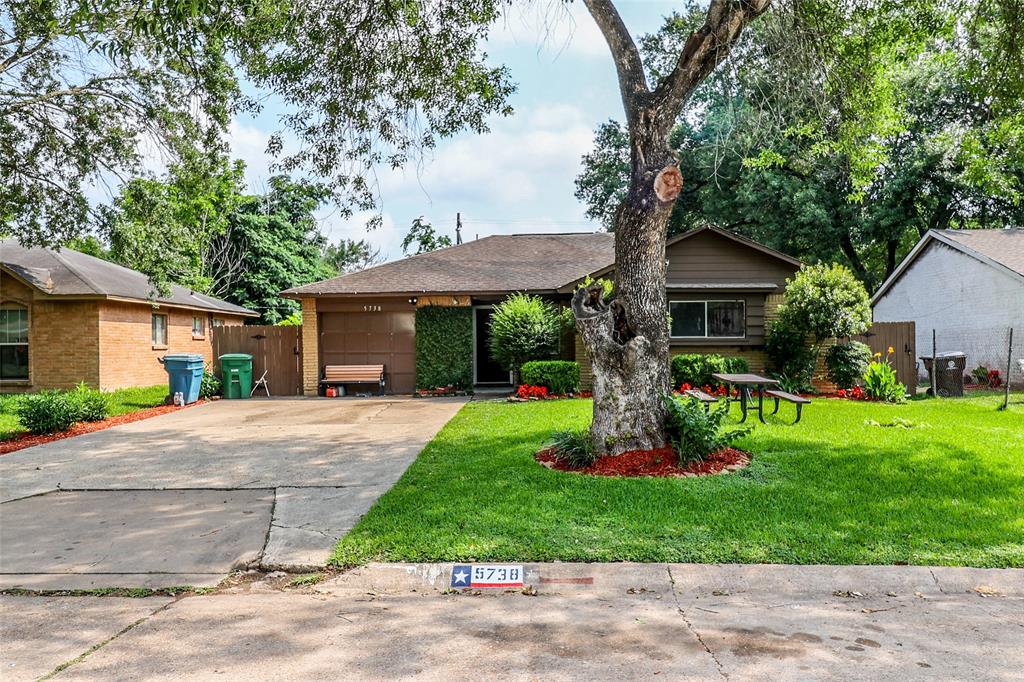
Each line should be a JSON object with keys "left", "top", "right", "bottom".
{"left": 322, "top": 239, "right": 383, "bottom": 275}
{"left": 576, "top": 4, "right": 1024, "bottom": 290}
{"left": 222, "top": 176, "right": 335, "bottom": 323}
{"left": 401, "top": 217, "right": 452, "bottom": 255}
{"left": 0, "top": 0, "right": 261, "bottom": 246}
{"left": 106, "top": 157, "right": 334, "bottom": 323}
{"left": 2, "top": 0, "right": 513, "bottom": 243}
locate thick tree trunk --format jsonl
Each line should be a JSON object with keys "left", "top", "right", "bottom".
{"left": 578, "top": 0, "right": 770, "bottom": 456}
{"left": 574, "top": 128, "right": 678, "bottom": 455}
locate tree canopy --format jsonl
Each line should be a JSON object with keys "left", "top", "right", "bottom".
{"left": 105, "top": 156, "right": 336, "bottom": 323}
{"left": 2, "top": 0, "right": 514, "bottom": 244}
{"left": 575, "top": 1, "right": 1024, "bottom": 289}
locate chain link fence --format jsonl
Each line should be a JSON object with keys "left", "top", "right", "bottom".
{"left": 920, "top": 326, "right": 1021, "bottom": 407}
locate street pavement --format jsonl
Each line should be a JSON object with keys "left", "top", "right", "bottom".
{"left": 3, "top": 562, "right": 1021, "bottom": 680}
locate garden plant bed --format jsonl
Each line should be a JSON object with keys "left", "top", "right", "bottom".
{"left": 0, "top": 400, "right": 202, "bottom": 455}
{"left": 536, "top": 445, "right": 749, "bottom": 477}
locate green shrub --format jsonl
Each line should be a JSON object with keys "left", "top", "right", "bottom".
{"left": 765, "top": 317, "right": 816, "bottom": 391}
{"left": 200, "top": 366, "right": 222, "bottom": 399}
{"left": 415, "top": 306, "right": 473, "bottom": 390}
{"left": 488, "top": 293, "right": 560, "bottom": 381}
{"left": 69, "top": 382, "right": 109, "bottom": 422}
{"left": 548, "top": 428, "right": 596, "bottom": 469}
{"left": 825, "top": 341, "right": 872, "bottom": 389}
{"left": 670, "top": 354, "right": 749, "bottom": 388}
{"left": 863, "top": 355, "right": 906, "bottom": 403}
{"left": 521, "top": 361, "right": 580, "bottom": 394}
{"left": 15, "top": 391, "right": 78, "bottom": 434}
{"left": 663, "top": 394, "right": 751, "bottom": 463}
{"left": 775, "top": 264, "right": 872, "bottom": 343}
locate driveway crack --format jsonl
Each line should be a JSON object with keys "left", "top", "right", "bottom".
{"left": 39, "top": 598, "right": 177, "bottom": 680}
{"left": 667, "top": 565, "right": 728, "bottom": 680}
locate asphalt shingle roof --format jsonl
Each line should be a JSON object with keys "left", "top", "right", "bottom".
{"left": 938, "top": 229, "right": 1024, "bottom": 276}
{"left": 283, "top": 233, "right": 616, "bottom": 296}
{"left": 1, "top": 240, "right": 257, "bottom": 316}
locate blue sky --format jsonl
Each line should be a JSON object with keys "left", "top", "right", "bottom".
{"left": 226, "top": 1, "right": 680, "bottom": 261}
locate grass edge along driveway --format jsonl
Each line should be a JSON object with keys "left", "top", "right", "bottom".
{"left": 333, "top": 394, "right": 1024, "bottom": 568}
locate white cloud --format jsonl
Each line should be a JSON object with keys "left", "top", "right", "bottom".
{"left": 379, "top": 102, "right": 595, "bottom": 208}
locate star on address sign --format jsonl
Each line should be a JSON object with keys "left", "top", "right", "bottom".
{"left": 451, "top": 565, "right": 471, "bottom": 587}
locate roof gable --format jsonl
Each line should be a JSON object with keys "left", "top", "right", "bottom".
{"left": 871, "top": 229, "right": 1024, "bottom": 304}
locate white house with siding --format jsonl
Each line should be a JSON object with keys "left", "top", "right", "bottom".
{"left": 871, "top": 229, "right": 1024, "bottom": 385}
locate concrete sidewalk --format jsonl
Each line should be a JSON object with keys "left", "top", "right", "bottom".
{"left": 3, "top": 563, "right": 1021, "bottom": 680}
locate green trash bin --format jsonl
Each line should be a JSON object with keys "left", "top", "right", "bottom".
{"left": 219, "top": 353, "right": 253, "bottom": 399}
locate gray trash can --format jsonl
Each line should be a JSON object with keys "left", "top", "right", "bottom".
{"left": 920, "top": 352, "right": 967, "bottom": 397}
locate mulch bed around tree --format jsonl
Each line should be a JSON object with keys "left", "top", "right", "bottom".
{"left": 0, "top": 401, "right": 204, "bottom": 455}
{"left": 536, "top": 445, "right": 750, "bottom": 478}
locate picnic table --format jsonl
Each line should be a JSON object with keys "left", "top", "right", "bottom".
{"left": 712, "top": 372, "right": 779, "bottom": 424}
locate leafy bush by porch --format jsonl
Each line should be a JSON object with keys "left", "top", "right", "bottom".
{"left": 415, "top": 306, "right": 473, "bottom": 390}
{"left": 521, "top": 360, "right": 580, "bottom": 394}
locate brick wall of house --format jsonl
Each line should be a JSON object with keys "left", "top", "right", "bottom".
{"left": 300, "top": 298, "right": 319, "bottom": 396}
{"left": 2, "top": 272, "right": 103, "bottom": 392}
{"left": 97, "top": 302, "right": 245, "bottom": 391}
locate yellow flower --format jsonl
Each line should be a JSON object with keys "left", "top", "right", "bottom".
{"left": 874, "top": 352, "right": 882, "bottom": 358}
{"left": 887, "top": 346, "right": 895, "bottom": 354}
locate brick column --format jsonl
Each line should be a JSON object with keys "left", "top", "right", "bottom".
{"left": 301, "top": 298, "right": 319, "bottom": 396}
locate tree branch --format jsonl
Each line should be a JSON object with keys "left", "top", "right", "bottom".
{"left": 652, "top": 0, "right": 772, "bottom": 124}
{"left": 581, "top": 0, "right": 650, "bottom": 123}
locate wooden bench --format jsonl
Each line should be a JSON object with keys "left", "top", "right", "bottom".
{"left": 682, "top": 388, "right": 718, "bottom": 413}
{"left": 320, "top": 364, "right": 385, "bottom": 396}
{"left": 765, "top": 389, "right": 811, "bottom": 424}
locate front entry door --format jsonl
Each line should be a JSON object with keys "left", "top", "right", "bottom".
{"left": 475, "top": 307, "right": 511, "bottom": 384}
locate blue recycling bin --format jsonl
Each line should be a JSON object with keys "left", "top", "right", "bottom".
{"left": 159, "top": 353, "right": 205, "bottom": 404}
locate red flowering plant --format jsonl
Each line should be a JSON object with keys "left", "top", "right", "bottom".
{"left": 516, "top": 384, "right": 549, "bottom": 400}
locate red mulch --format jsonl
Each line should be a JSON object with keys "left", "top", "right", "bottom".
{"left": 0, "top": 401, "right": 204, "bottom": 455}
{"left": 536, "top": 445, "right": 750, "bottom": 478}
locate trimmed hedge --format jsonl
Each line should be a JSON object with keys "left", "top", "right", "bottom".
{"left": 415, "top": 306, "right": 473, "bottom": 390}
{"left": 670, "top": 353, "right": 749, "bottom": 388}
{"left": 521, "top": 360, "right": 580, "bottom": 394}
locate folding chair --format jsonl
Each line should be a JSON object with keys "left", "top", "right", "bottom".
{"left": 250, "top": 370, "right": 270, "bottom": 397}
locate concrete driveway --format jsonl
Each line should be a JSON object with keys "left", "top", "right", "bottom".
{"left": 0, "top": 397, "right": 465, "bottom": 589}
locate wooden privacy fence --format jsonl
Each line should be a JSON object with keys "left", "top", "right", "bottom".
{"left": 211, "top": 325, "right": 302, "bottom": 396}
{"left": 851, "top": 321, "right": 917, "bottom": 394}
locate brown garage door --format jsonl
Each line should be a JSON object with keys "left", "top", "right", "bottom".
{"left": 319, "top": 307, "right": 416, "bottom": 393}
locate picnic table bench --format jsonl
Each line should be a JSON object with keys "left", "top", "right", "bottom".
{"left": 765, "top": 389, "right": 811, "bottom": 424}
{"left": 682, "top": 388, "right": 718, "bottom": 413}
{"left": 320, "top": 364, "right": 385, "bottom": 396}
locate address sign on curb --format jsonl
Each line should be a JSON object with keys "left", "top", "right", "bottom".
{"left": 451, "top": 564, "right": 524, "bottom": 588}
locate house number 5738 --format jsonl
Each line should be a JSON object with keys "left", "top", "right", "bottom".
{"left": 363, "top": 305, "right": 381, "bottom": 312}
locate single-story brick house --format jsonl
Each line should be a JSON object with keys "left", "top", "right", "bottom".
{"left": 282, "top": 226, "right": 801, "bottom": 394}
{"left": 1, "top": 240, "right": 256, "bottom": 392}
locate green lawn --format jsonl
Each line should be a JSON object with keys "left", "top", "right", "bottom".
{"left": 0, "top": 385, "right": 168, "bottom": 440}
{"left": 333, "top": 393, "right": 1024, "bottom": 568}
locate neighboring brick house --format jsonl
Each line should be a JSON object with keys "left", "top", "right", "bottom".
{"left": 282, "top": 227, "right": 801, "bottom": 394}
{"left": 1, "top": 241, "right": 256, "bottom": 392}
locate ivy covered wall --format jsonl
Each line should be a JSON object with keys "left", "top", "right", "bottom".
{"left": 415, "top": 305, "right": 473, "bottom": 390}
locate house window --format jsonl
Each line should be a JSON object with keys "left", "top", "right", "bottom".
{"left": 669, "top": 300, "right": 746, "bottom": 339}
{"left": 0, "top": 305, "right": 29, "bottom": 380}
{"left": 192, "top": 315, "right": 205, "bottom": 339}
{"left": 152, "top": 313, "right": 168, "bottom": 347}
{"left": 212, "top": 318, "right": 224, "bottom": 328}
